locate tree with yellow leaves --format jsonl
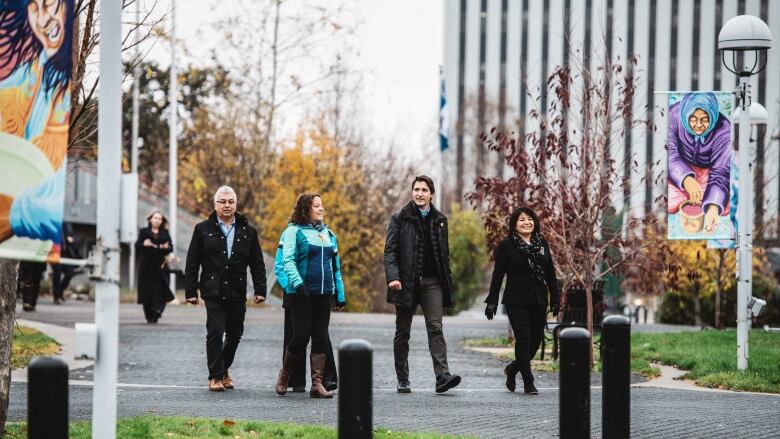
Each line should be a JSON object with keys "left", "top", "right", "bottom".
{"left": 261, "top": 119, "right": 411, "bottom": 311}
{"left": 661, "top": 240, "right": 775, "bottom": 328}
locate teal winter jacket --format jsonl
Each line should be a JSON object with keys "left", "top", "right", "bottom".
{"left": 277, "top": 223, "right": 345, "bottom": 305}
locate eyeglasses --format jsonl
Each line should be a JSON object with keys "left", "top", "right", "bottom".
{"left": 214, "top": 199, "right": 236, "bottom": 205}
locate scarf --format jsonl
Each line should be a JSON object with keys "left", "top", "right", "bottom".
{"left": 510, "top": 231, "right": 547, "bottom": 285}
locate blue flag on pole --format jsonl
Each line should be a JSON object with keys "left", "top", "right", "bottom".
{"left": 439, "top": 67, "right": 449, "bottom": 151}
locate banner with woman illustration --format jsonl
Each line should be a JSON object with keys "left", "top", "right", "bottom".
{"left": 0, "top": 0, "right": 73, "bottom": 262}
{"left": 667, "top": 91, "right": 734, "bottom": 240}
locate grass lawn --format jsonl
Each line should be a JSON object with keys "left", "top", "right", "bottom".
{"left": 632, "top": 329, "right": 780, "bottom": 393}
{"left": 463, "top": 329, "right": 780, "bottom": 392}
{"left": 11, "top": 325, "right": 59, "bottom": 369}
{"left": 4, "top": 416, "right": 476, "bottom": 438}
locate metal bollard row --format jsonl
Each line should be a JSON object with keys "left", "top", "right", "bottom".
{"left": 559, "top": 315, "right": 631, "bottom": 439}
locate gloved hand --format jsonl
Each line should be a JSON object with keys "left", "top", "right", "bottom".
{"left": 550, "top": 303, "right": 560, "bottom": 316}
{"left": 485, "top": 304, "right": 498, "bottom": 320}
{"left": 295, "top": 284, "right": 310, "bottom": 301}
{"left": 9, "top": 169, "right": 65, "bottom": 244}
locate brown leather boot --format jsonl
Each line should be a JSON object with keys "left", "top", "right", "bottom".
{"left": 309, "top": 353, "right": 333, "bottom": 398}
{"left": 208, "top": 378, "right": 224, "bottom": 392}
{"left": 222, "top": 371, "right": 234, "bottom": 389}
{"left": 275, "top": 350, "right": 300, "bottom": 395}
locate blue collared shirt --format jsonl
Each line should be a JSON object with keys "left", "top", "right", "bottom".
{"left": 218, "top": 217, "right": 236, "bottom": 258}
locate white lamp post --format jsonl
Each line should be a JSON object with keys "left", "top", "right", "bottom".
{"left": 718, "top": 15, "right": 772, "bottom": 371}
{"left": 169, "top": 0, "right": 178, "bottom": 295}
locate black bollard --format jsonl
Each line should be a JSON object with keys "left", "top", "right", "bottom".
{"left": 559, "top": 327, "right": 590, "bottom": 439}
{"left": 602, "top": 315, "right": 631, "bottom": 439}
{"left": 338, "top": 339, "right": 372, "bottom": 439}
{"left": 28, "top": 356, "right": 68, "bottom": 439}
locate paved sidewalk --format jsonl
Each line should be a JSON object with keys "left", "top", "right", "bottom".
{"left": 9, "top": 301, "right": 780, "bottom": 438}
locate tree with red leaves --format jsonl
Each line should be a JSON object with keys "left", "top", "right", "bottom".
{"left": 467, "top": 55, "right": 669, "bottom": 364}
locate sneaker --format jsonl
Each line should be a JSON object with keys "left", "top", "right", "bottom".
{"left": 396, "top": 380, "right": 411, "bottom": 393}
{"left": 222, "top": 372, "right": 234, "bottom": 389}
{"left": 435, "top": 373, "right": 461, "bottom": 393}
{"left": 208, "top": 378, "right": 224, "bottom": 392}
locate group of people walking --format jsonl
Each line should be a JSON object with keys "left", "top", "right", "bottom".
{"left": 147, "top": 175, "right": 558, "bottom": 397}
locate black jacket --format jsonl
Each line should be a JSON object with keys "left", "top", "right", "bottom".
{"left": 184, "top": 212, "right": 266, "bottom": 302}
{"left": 485, "top": 236, "right": 560, "bottom": 308}
{"left": 134, "top": 226, "right": 173, "bottom": 304}
{"left": 384, "top": 202, "right": 453, "bottom": 308}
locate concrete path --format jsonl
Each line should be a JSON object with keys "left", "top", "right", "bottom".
{"left": 9, "top": 300, "right": 780, "bottom": 438}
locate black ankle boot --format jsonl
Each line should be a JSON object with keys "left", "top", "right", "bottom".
{"left": 521, "top": 371, "right": 538, "bottom": 395}
{"left": 504, "top": 362, "right": 519, "bottom": 392}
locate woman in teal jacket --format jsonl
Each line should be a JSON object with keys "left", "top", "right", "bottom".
{"left": 275, "top": 193, "right": 345, "bottom": 398}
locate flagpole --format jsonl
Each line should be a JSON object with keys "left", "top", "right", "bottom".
{"left": 438, "top": 65, "right": 447, "bottom": 209}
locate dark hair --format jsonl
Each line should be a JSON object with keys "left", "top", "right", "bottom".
{"left": 290, "top": 193, "right": 321, "bottom": 225}
{"left": 411, "top": 175, "right": 435, "bottom": 194}
{"left": 146, "top": 210, "right": 169, "bottom": 230}
{"left": 0, "top": 0, "right": 73, "bottom": 97}
{"left": 508, "top": 206, "right": 540, "bottom": 235}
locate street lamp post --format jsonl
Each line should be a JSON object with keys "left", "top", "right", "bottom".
{"left": 169, "top": 0, "right": 178, "bottom": 295}
{"left": 718, "top": 15, "right": 772, "bottom": 371}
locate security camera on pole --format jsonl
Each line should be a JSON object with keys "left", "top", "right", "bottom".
{"left": 718, "top": 15, "right": 772, "bottom": 370}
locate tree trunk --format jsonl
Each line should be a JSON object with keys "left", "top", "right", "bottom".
{"left": 693, "top": 282, "right": 702, "bottom": 328}
{"left": 585, "top": 283, "right": 594, "bottom": 367}
{"left": 715, "top": 249, "right": 725, "bottom": 330}
{"left": 0, "top": 259, "right": 19, "bottom": 435}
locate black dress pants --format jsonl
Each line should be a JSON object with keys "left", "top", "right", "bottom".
{"left": 506, "top": 304, "right": 547, "bottom": 377}
{"left": 205, "top": 298, "right": 246, "bottom": 380}
{"left": 18, "top": 262, "right": 46, "bottom": 307}
{"left": 142, "top": 300, "right": 166, "bottom": 322}
{"left": 287, "top": 294, "right": 332, "bottom": 355}
{"left": 51, "top": 264, "right": 74, "bottom": 300}
{"left": 283, "top": 307, "right": 338, "bottom": 387}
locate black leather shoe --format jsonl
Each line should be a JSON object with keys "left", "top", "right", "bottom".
{"left": 324, "top": 381, "right": 338, "bottom": 391}
{"left": 435, "top": 373, "right": 461, "bottom": 393}
{"left": 521, "top": 371, "right": 538, "bottom": 394}
{"left": 504, "top": 363, "right": 517, "bottom": 392}
{"left": 397, "top": 380, "right": 411, "bottom": 393}
{"left": 290, "top": 386, "right": 305, "bottom": 393}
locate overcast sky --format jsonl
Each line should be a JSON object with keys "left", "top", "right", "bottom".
{"left": 141, "top": 0, "right": 444, "bottom": 160}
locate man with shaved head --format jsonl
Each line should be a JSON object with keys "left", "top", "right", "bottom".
{"left": 185, "top": 186, "right": 267, "bottom": 391}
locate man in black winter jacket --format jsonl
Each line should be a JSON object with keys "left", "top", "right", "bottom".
{"left": 384, "top": 175, "right": 461, "bottom": 394}
{"left": 184, "top": 186, "right": 266, "bottom": 392}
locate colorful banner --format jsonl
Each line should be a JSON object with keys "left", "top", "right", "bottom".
{"left": 0, "top": 0, "right": 73, "bottom": 262}
{"left": 707, "top": 152, "right": 738, "bottom": 249}
{"left": 667, "top": 91, "right": 733, "bottom": 240}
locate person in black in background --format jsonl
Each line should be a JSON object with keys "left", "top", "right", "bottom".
{"left": 51, "top": 222, "right": 79, "bottom": 304}
{"left": 484, "top": 206, "right": 560, "bottom": 395}
{"left": 19, "top": 261, "right": 46, "bottom": 312}
{"left": 135, "top": 211, "right": 174, "bottom": 323}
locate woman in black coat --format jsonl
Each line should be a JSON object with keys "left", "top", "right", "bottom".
{"left": 484, "top": 206, "right": 560, "bottom": 394}
{"left": 135, "top": 211, "right": 174, "bottom": 323}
